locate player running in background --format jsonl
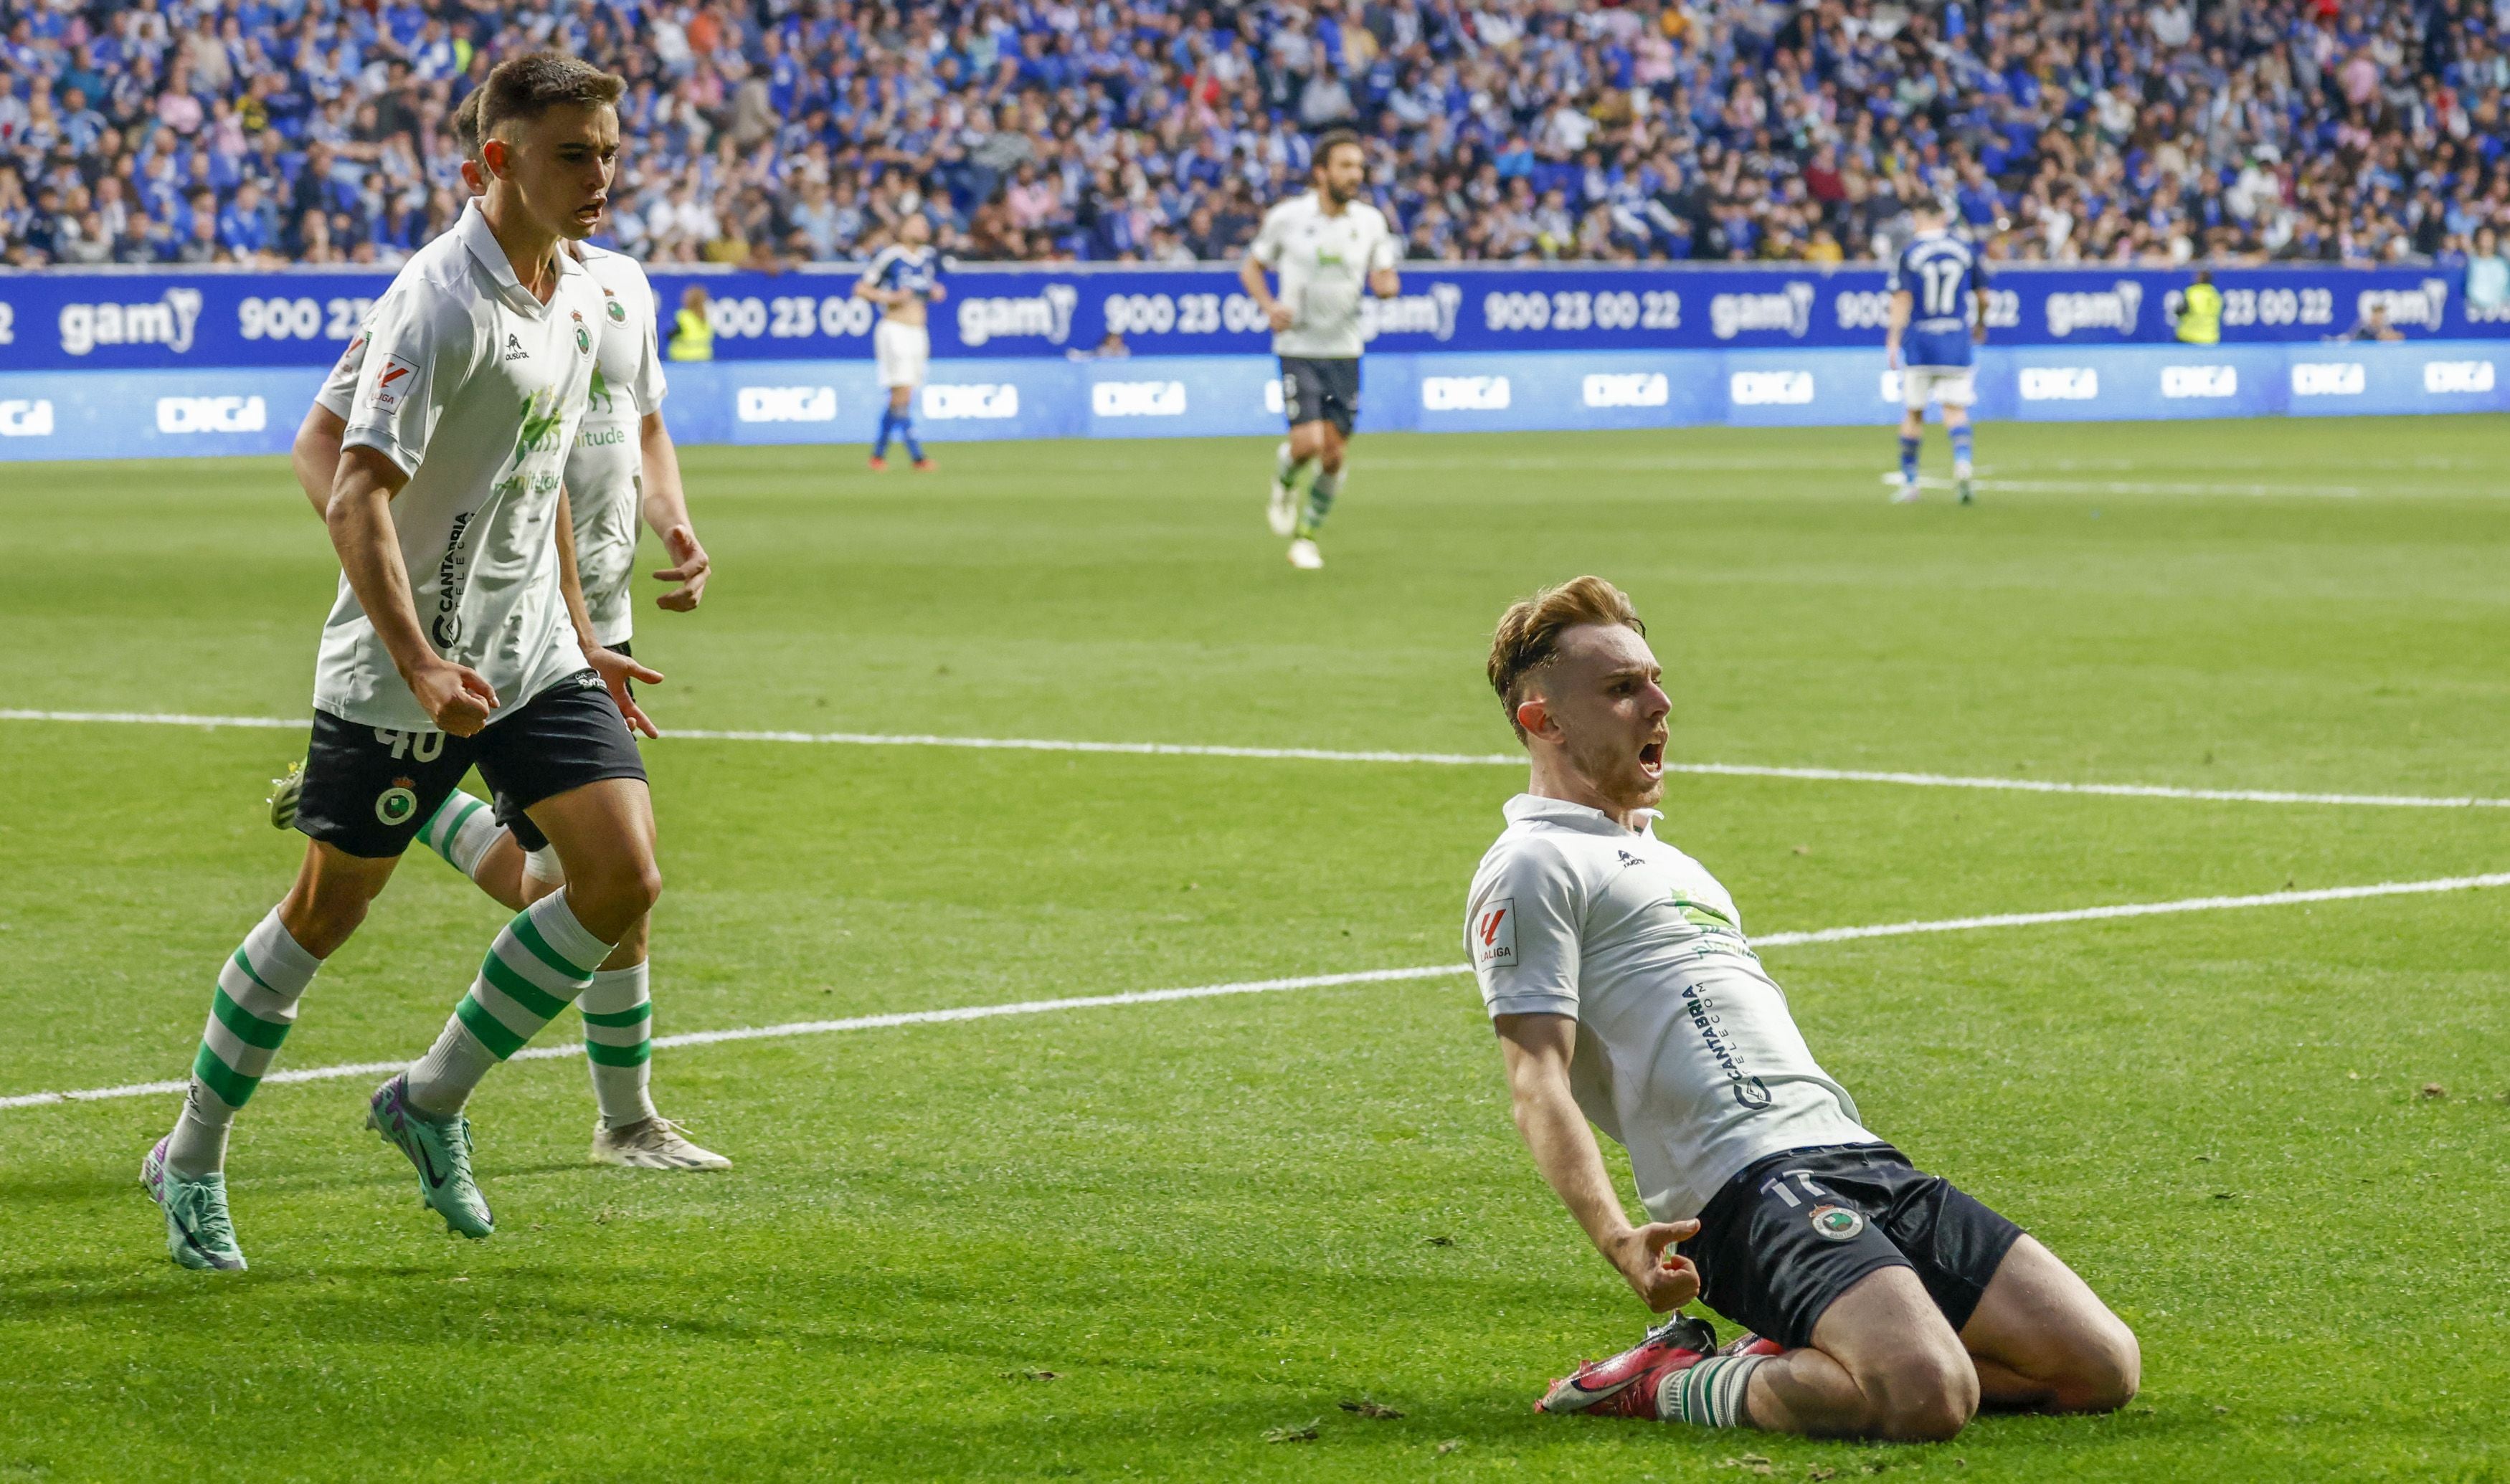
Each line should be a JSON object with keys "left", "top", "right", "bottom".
{"left": 1884, "top": 200, "right": 1989, "bottom": 505}
{"left": 855, "top": 213, "right": 944, "bottom": 471}
{"left": 283, "top": 89, "right": 725, "bottom": 1171}
{"left": 143, "top": 53, "right": 668, "bottom": 1270}
{"left": 1469, "top": 576, "right": 2137, "bottom": 1437}
{"left": 1241, "top": 128, "right": 1400, "bottom": 570}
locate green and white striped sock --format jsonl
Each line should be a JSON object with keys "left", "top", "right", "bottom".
{"left": 406, "top": 892, "right": 615, "bottom": 1117}
{"left": 415, "top": 787, "right": 503, "bottom": 884}
{"left": 166, "top": 910, "right": 323, "bottom": 1176}
{"left": 1659, "top": 1354, "right": 1766, "bottom": 1428}
{"left": 579, "top": 963, "right": 658, "bottom": 1128}
{"left": 1298, "top": 469, "right": 1340, "bottom": 537}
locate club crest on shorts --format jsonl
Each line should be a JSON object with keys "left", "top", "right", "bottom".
{"left": 375, "top": 778, "right": 420, "bottom": 827}
{"left": 1808, "top": 1204, "right": 1865, "bottom": 1242}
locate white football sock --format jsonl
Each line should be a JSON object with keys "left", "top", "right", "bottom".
{"left": 578, "top": 963, "right": 658, "bottom": 1128}
{"left": 167, "top": 910, "right": 323, "bottom": 1176}
{"left": 406, "top": 892, "right": 613, "bottom": 1116}
{"left": 415, "top": 789, "right": 505, "bottom": 884}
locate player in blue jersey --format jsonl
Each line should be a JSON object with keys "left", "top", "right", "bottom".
{"left": 853, "top": 213, "right": 946, "bottom": 471}
{"left": 1883, "top": 201, "right": 1989, "bottom": 505}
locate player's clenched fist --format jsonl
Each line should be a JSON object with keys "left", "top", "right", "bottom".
{"left": 1610, "top": 1220, "right": 1702, "bottom": 1312}
{"left": 409, "top": 659, "right": 499, "bottom": 736}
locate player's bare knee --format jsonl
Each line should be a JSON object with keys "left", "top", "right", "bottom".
{"left": 573, "top": 857, "right": 663, "bottom": 931}
{"left": 1864, "top": 1349, "right": 1977, "bottom": 1442}
{"left": 2054, "top": 1321, "right": 2140, "bottom": 1413}
{"left": 278, "top": 882, "right": 370, "bottom": 958}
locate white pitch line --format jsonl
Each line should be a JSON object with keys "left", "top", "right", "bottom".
{"left": 6, "top": 872, "right": 2502, "bottom": 1113}
{"left": 4, "top": 708, "right": 2506, "bottom": 811}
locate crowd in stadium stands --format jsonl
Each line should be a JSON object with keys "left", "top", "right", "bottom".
{"left": 2, "top": 0, "right": 2509, "bottom": 290}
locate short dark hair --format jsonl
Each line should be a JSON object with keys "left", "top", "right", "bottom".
{"left": 477, "top": 52, "right": 625, "bottom": 146}
{"left": 1311, "top": 128, "right": 1365, "bottom": 173}
{"left": 1487, "top": 576, "right": 1647, "bottom": 741}
{"left": 451, "top": 87, "right": 485, "bottom": 164}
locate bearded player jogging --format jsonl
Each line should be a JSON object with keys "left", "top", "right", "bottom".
{"left": 143, "top": 54, "right": 673, "bottom": 1270}
{"left": 1467, "top": 577, "right": 2137, "bottom": 1438}
{"left": 283, "top": 87, "right": 725, "bottom": 1172}
{"left": 1240, "top": 128, "right": 1398, "bottom": 570}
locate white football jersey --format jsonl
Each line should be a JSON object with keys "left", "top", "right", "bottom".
{"left": 320, "top": 239, "right": 666, "bottom": 650}
{"left": 1249, "top": 191, "right": 1399, "bottom": 358}
{"left": 567, "top": 243, "right": 668, "bottom": 648}
{"left": 1466, "top": 794, "right": 1879, "bottom": 1222}
{"left": 319, "top": 201, "right": 606, "bottom": 732}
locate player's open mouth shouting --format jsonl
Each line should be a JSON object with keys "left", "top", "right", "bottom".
{"left": 1639, "top": 738, "right": 1666, "bottom": 781}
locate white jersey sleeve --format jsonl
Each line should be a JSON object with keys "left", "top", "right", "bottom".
{"left": 314, "top": 328, "right": 369, "bottom": 419}
{"left": 631, "top": 273, "right": 667, "bottom": 412}
{"left": 1248, "top": 201, "right": 1292, "bottom": 267}
{"left": 1467, "top": 836, "right": 1585, "bottom": 1019}
{"left": 341, "top": 283, "right": 478, "bottom": 476}
{"left": 1367, "top": 208, "right": 1401, "bottom": 272}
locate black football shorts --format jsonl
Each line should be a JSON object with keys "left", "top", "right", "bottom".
{"left": 1279, "top": 356, "right": 1361, "bottom": 437}
{"left": 294, "top": 670, "right": 645, "bottom": 860}
{"left": 1676, "top": 1143, "right": 2025, "bottom": 1350}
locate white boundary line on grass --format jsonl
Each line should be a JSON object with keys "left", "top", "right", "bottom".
{"left": 4, "top": 708, "right": 2506, "bottom": 812}
{"left": 6, "top": 871, "right": 2502, "bottom": 1114}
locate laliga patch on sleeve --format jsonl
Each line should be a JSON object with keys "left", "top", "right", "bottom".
{"left": 1475, "top": 898, "right": 1516, "bottom": 969}
{"left": 366, "top": 353, "right": 421, "bottom": 414}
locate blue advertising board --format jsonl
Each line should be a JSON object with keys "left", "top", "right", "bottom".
{"left": 1, "top": 263, "right": 2504, "bottom": 372}
{"left": 4, "top": 341, "right": 2499, "bottom": 461}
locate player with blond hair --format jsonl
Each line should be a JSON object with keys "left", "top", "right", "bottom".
{"left": 1468, "top": 576, "right": 2137, "bottom": 1437}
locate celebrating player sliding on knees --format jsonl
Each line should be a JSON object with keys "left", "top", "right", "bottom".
{"left": 1467, "top": 576, "right": 2139, "bottom": 1439}
{"left": 143, "top": 52, "right": 670, "bottom": 1270}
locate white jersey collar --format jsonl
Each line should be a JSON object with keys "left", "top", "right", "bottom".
{"left": 1502, "top": 792, "right": 1661, "bottom": 837}
{"left": 456, "top": 199, "right": 584, "bottom": 316}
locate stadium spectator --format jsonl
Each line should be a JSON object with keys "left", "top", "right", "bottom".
{"left": 0, "top": 0, "right": 2506, "bottom": 271}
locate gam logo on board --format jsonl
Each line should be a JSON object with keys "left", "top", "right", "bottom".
{"left": 1360, "top": 281, "right": 1464, "bottom": 342}
{"left": 2045, "top": 281, "right": 2144, "bottom": 338}
{"left": 955, "top": 283, "right": 1079, "bottom": 347}
{"left": 60, "top": 287, "right": 206, "bottom": 356}
{"left": 2356, "top": 279, "right": 2449, "bottom": 331}
{"left": 1708, "top": 282, "right": 1816, "bottom": 340}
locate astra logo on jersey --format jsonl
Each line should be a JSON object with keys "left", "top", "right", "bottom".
{"left": 2045, "top": 281, "right": 2144, "bottom": 337}
{"left": 432, "top": 512, "right": 475, "bottom": 650}
{"left": 1475, "top": 898, "right": 1515, "bottom": 967}
{"left": 503, "top": 333, "right": 530, "bottom": 361}
{"left": 57, "top": 287, "right": 204, "bottom": 356}
{"left": 955, "top": 283, "right": 1079, "bottom": 347}
{"left": 1708, "top": 282, "right": 1816, "bottom": 340}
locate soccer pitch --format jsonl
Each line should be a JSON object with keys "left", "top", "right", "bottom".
{"left": 3, "top": 417, "right": 2506, "bottom": 1480}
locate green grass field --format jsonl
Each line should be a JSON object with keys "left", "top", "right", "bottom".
{"left": 3, "top": 418, "right": 2507, "bottom": 1482}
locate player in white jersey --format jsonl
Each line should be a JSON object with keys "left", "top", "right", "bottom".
{"left": 143, "top": 54, "right": 676, "bottom": 1270}
{"left": 282, "top": 90, "right": 724, "bottom": 1171}
{"left": 1240, "top": 129, "right": 1400, "bottom": 569}
{"left": 1468, "top": 577, "right": 2137, "bottom": 1437}
{"left": 854, "top": 211, "right": 944, "bottom": 471}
